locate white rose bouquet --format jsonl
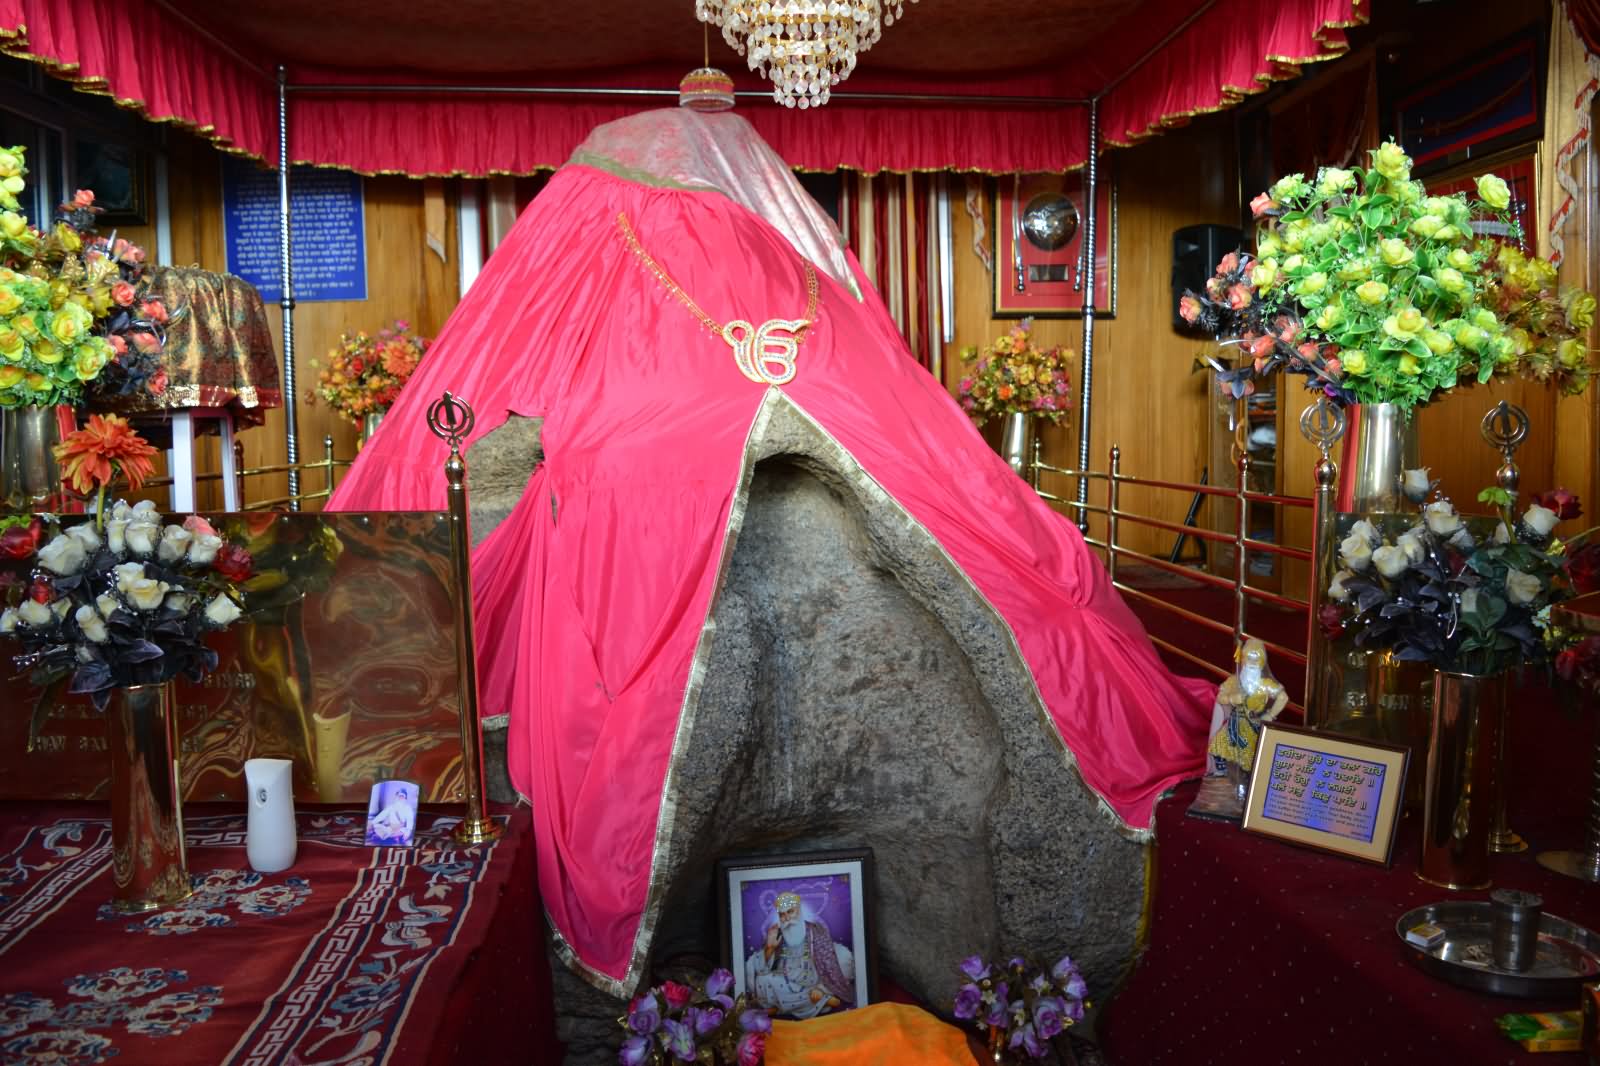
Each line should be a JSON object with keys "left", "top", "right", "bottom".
{"left": 1321, "top": 475, "right": 1593, "bottom": 675}
{"left": 0, "top": 417, "right": 252, "bottom": 724}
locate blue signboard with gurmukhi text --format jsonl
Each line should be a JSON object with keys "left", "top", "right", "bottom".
{"left": 221, "top": 158, "right": 368, "bottom": 304}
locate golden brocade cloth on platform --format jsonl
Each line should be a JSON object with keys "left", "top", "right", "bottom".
{"left": 768, "top": 1003, "right": 976, "bottom": 1066}
{"left": 98, "top": 267, "right": 282, "bottom": 427}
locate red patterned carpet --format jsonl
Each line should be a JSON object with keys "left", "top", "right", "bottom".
{"left": 0, "top": 804, "right": 554, "bottom": 1065}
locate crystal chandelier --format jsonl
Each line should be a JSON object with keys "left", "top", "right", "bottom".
{"left": 693, "top": 1, "right": 916, "bottom": 108}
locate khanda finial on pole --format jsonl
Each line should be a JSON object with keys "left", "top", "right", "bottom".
{"left": 427, "top": 391, "right": 501, "bottom": 846}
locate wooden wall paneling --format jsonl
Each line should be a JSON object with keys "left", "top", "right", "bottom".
{"left": 940, "top": 121, "right": 1237, "bottom": 560}
{"left": 161, "top": 132, "right": 461, "bottom": 511}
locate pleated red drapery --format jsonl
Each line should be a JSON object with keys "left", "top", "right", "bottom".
{"left": 840, "top": 172, "right": 939, "bottom": 374}
{"left": 0, "top": 0, "right": 276, "bottom": 161}
{"left": 0, "top": 0, "right": 1364, "bottom": 176}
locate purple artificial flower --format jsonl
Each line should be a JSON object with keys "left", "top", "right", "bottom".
{"left": 711, "top": 994, "right": 735, "bottom": 1012}
{"left": 1051, "top": 955, "right": 1080, "bottom": 988}
{"left": 660, "top": 1018, "right": 696, "bottom": 1063}
{"left": 705, "top": 969, "right": 735, "bottom": 999}
{"left": 1006, "top": 957, "right": 1026, "bottom": 972}
{"left": 628, "top": 992, "right": 661, "bottom": 1035}
{"left": 1029, "top": 973, "right": 1050, "bottom": 996}
{"left": 953, "top": 982, "right": 982, "bottom": 1019}
{"left": 959, "top": 955, "right": 991, "bottom": 982}
{"left": 740, "top": 1008, "right": 773, "bottom": 1035}
{"left": 1064, "top": 996, "right": 1086, "bottom": 1024}
{"left": 692, "top": 1005, "right": 724, "bottom": 1035}
{"left": 1008, "top": 1022, "right": 1044, "bottom": 1059}
{"left": 982, "top": 982, "right": 1009, "bottom": 1027}
{"left": 618, "top": 1035, "right": 651, "bottom": 1066}
{"left": 1033, "top": 996, "right": 1067, "bottom": 1039}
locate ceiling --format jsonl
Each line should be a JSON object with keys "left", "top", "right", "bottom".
{"left": 167, "top": 0, "right": 1151, "bottom": 80}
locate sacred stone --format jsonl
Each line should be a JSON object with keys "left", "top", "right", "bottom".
{"left": 472, "top": 396, "right": 1146, "bottom": 1062}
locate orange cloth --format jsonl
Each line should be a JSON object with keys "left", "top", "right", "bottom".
{"left": 767, "top": 1003, "right": 976, "bottom": 1066}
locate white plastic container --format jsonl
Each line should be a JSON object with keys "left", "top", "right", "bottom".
{"left": 244, "top": 758, "right": 297, "bottom": 873}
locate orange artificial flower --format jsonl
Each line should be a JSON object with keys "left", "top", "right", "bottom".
{"left": 53, "top": 413, "right": 158, "bottom": 495}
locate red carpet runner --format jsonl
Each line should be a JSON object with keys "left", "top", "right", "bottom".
{"left": 0, "top": 804, "right": 552, "bottom": 1065}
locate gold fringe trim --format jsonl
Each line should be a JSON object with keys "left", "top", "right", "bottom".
{"left": 547, "top": 385, "right": 1175, "bottom": 998}
{"left": 3, "top": 0, "right": 1363, "bottom": 179}
{"left": 550, "top": 387, "right": 783, "bottom": 1000}
{"left": 1110, "top": 2, "right": 1370, "bottom": 150}
{"left": 0, "top": 27, "right": 270, "bottom": 164}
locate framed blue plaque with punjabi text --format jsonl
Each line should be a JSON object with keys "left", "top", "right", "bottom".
{"left": 221, "top": 158, "right": 368, "bottom": 304}
{"left": 1241, "top": 723, "right": 1409, "bottom": 867}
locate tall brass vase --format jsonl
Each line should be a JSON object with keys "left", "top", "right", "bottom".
{"left": 1311, "top": 403, "right": 1426, "bottom": 765}
{"left": 1000, "top": 412, "right": 1035, "bottom": 483}
{"left": 1335, "top": 402, "right": 1419, "bottom": 513}
{"left": 0, "top": 405, "right": 62, "bottom": 510}
{"left": 359, "top": 410, "right": 385, "bottom": 450}
{"left": 1418, "top": 669, "right": 1505, "bottom": 891}
{"left": 108, "top": 682, "right": 193, "bottom": 913}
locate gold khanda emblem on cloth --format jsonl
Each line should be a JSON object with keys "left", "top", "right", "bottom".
{"left": 723, "top": 318, "right": 810, "bottom": 385}
{"left": 614, "top": 213, "right": 820, "bottom": 388}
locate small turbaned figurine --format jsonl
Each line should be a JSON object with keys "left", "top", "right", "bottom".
{"left": 1206, "top": 638, "right": 1288, "bottom": 776}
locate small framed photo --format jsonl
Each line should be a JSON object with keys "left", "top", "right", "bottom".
{"left": 1242, "top": 723, "right": 1409, "bottom": 867}
{"left": 717, "top": 848, "right": 875, "bottom": 1019}
{"left": 365, "top": 779, "right": 419, "bottom": 847}
{"left": 72, "top": 140, "right": 150, "bottom": 226}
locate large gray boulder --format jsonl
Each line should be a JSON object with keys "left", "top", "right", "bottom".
{"left": 468, "top": 394, "right": 1148, "bottom": 1063}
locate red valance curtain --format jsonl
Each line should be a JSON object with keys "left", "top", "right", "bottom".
{"left": 1097, "top": 0, "right": 1366, "bottom": 152}
{"left": 0, "top": 0, "right": 275, "bottom": 161}
{"left": 0, "top": 0, "right": 1363, "bottom": 177}
{"left": 279, "top": 71, "right": 1085, "bottom": 177}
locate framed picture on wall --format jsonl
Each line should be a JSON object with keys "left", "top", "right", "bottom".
{"left": 717, "top": 848, "right": 875, "bottom": 1020}
{"left": 993, "top": 168, "right": 1116, "bottom": 318}
{"left": 1392, "top": 27, "right": 1545, "bottom": 178}
{"left": 73, "top": 139, "right": 149, "bottom": 225}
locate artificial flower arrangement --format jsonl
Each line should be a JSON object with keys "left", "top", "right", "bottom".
{"left": 0, "top": 145, "right": 168, "bottom": 408}
{"left": 1479, "top": 243, "right": 1597, "bottom": 395}
{"left": 313, "top": 320, "right": 429, "bottom": 425}
{"left": 1181, "top": 139, "right": 1598, "bottom": 410}
{"left": 951, "top": 953, "right": 1087, "bottom": 1062}
{"left": 616, "top": 968, "right": 770, "bottom": 1066}
{"left": 0, "top": 415, "right": 252, "bottom": 731}
{"left": 1320, "top": 469, "right": 1596, "bottom": 676}
{"left": 957, "top": 319, "right": 1074, "bottom": 425}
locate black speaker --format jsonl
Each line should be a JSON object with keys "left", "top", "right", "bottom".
{"left": 1171, "top": 224, "right": 1242, "bottom": 331}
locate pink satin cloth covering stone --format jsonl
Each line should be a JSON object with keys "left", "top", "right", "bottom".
{"left": 329, "top": 113, "right": 1213, "bottom": 990}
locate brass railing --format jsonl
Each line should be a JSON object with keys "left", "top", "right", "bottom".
{"left": 1032, "top": 444, "right": 1336, "bottom": 717}
{"left": 107, "top": 436, "right": 352, "bottom": 512}
{"left": 235, "top": 436, "right": 353, "bottom": 511}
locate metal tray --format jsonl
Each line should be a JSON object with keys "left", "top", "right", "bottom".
{"left": 1396, "top": 902, "right": 1600, "bottom": 998}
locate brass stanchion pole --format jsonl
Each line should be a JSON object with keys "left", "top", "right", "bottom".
{"left": 427, "top": 392, "right": 502, "bottom": 846}
{"left": 1483, "top": 401, "right": 1530, "bottom": 854}
{"left": 1300, "top": 398, "right": 1345, "bottom": 729}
